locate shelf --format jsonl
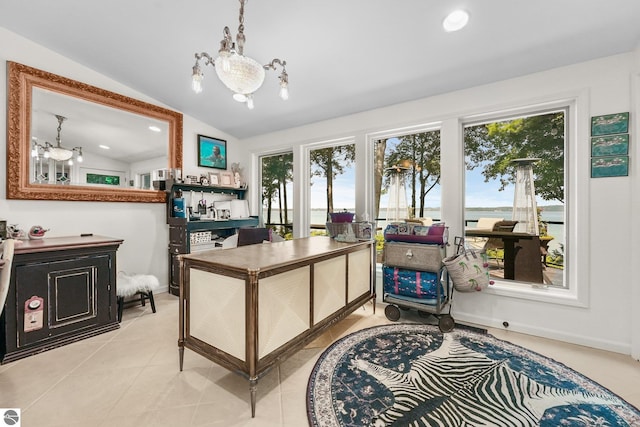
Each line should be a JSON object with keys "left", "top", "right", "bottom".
{"left": 166, "top": 179, "right": 247, "bottom": 197}
{"left": 168, "top": 216, "right": 259, "bottom": 231}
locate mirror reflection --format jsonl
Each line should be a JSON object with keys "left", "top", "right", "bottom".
{"left": 7, "top": 61, "right": 183, "bottom": 202}
{"left": 31, "top": 88, "right": 169, "bottom": 189}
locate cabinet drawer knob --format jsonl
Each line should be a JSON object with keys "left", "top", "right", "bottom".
{"left": 405, "top": 249, "right": 413, "bottom": 259}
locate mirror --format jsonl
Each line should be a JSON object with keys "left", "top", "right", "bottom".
{"left": 7, "top": 61, "right": 183, "bottom": 202}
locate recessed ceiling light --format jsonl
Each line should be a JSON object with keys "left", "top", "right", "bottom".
{"left": 149, "top": 125, "right": 161, "bottom": 132}
{"left": 99, "top": 144, "right": 110, "bottom": 150}
{"left": 443, "top": 9, "right": 469, "bottom": 32}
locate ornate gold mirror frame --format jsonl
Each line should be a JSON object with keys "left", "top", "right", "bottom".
{"left": 7, "top": 61, "right": 183, "bottom": 202}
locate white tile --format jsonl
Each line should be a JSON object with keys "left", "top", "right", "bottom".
{"left": 1, "top": 292, "right": 638, "bottom": 426}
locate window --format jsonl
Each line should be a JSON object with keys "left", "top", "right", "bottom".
{"left": 86, "top": 173, "right": 121, "bottom": 186}
{"left": 463, "top": 109, "right": 566, "bottom": 288}
{"left": 309, "top": 142, "right": 356, "bottom": 236}
{"left": 260, "top": 152, "right": 294, "bottom": 239}
{"left": 372, "top": 129, "right": 442, "bottom": 261}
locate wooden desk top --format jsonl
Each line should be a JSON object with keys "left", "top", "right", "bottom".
{"left": 182, "top": 236, "right": 371, "bottom": 274}
{"left": 13, "top": 235, "right": 124, "bottom": 255}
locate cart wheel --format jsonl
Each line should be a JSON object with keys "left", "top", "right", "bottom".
{"left": 438, "top": 314, "right": 455, "bottom": 333}
{"left": 384, "top": 305, "right": 401, "bottom": 322}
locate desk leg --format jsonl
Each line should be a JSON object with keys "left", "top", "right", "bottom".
{"left": 250, "top": 377, "right": 258, "bottom": 417}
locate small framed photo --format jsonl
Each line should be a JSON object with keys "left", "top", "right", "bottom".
{"left": 197, "top": 134, "right": 227, "bottom": 170}
{"left": 209, "top": 172, "right": 219, "bottom": 186}
{"left": 219, "top": 171, "right": 234, "bottom": 187}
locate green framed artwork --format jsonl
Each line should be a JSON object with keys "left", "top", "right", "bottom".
{"left": 591, "top": 134, "right": 629, "bottom": 157}
{"left": 591, "top": 112, "right": 629, "bottom": 136}
{"left": 197, "top": 134, "right": 227, "bottom": 170}
{"left": 591, "top": 156, "right": 629, "bottom": 178}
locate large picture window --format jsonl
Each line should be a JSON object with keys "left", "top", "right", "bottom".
{"left": 260, "top": 152, "right": 294, "bottom": 239}
{"left": 309, "top": 142, "right": 356, "bottom": 236}
{"left": 372, "top": 129, "right": 442, "bottom": 261}
{"left": 463, "top": 109, "right": 566, "bottom": 287}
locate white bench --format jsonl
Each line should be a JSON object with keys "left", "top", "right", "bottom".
{"left": 116, "top": 272, "right": 160, "bottom": 322}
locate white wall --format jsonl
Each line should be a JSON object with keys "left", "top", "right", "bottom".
{"left": 0, "top": 27, "right": 245, "bottom": 291}
{"left": 241, "top": 51, "right": 639, "bottom": 357}
{"left": 2, "top": 25, "right": 638, "bottom": 358}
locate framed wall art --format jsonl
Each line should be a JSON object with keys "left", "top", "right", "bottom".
{"left": 591, "top": 156, "right": 629, "bottom": 178}
{"left": 197, "top": 134, "right": 227, "bottom": 170}
{"left": 591, "top": 134, "right": 629, "bottom": 157}
{"left": 591, "top": 112, "right": 629, "bottom": 136}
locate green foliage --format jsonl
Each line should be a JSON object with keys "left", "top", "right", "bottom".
{"left": 262, "top": 153, "right": 293, "bottom": 235}
{"left": 384, "top": 131, "right": 441, "bottom": 217}
{"left": 548, "top": 243, "right": 564, "bottom": 268}
{"left": 310, "top": 145, "right": 356, "bottom": 215}
{"left": 464, "top": 112, "right": 565, "bottom": 203}
{"left": 375, "top": 232, "right": 385, "bottom": 253}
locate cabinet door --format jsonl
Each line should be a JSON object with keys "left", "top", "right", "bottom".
{"left": 16, "top": 254, "right": 112, "bottom": 347}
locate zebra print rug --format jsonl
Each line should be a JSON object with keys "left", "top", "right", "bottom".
{"left": 307, "top": 323, "right": 640, "bottom": 426}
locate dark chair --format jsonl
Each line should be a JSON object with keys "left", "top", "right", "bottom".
{"left": 484, "top": 220, "right": 518, "bottom": 264}
{"left": 237, "top": 227, "right": 270, "bottom": 247}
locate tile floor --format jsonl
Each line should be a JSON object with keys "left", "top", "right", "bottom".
{"left": 1, "top": 293, "right": 639, "bottom": 426}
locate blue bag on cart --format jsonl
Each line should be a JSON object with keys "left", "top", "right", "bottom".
{"left": 383, "top": 266, "right": 444, "bottom": 300}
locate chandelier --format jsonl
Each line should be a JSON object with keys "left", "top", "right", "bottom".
{"left": 190, "top": 0, "right": 289, "bottom": 109}
{"left": 31, "top": 115, "right": 83, "bottom": 165}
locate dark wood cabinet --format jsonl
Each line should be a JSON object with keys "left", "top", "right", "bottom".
{"left": 0, "top": 236, "right": 122, "bottom": 364}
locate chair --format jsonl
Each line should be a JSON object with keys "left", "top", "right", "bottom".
{"left": 466, "top": 217, "right": 504, "bottom": 249}
{"left": 116, "top": 272, "right": 159, "bottom": 322}
{"left": 0, "top": 239, "right": 16, "bottom": 317}
{"left": 405, "top": 217, "right": 433, "bottom": 226}
{"left": 475, "top": 217, "right": 503, "bottom": 230}
{"left": 484, "top": 220, "right": 518, "bottom": 265}
{"left": 237, "top": 227, "right": 270, "bottom": 247}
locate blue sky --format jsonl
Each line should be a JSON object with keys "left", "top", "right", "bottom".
{"left": 310, "top": 167, "right": 518, "bottom": 210}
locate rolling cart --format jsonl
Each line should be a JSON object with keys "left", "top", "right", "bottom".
{"left": 381, "top": 223, "right": 455, "bottom": 332}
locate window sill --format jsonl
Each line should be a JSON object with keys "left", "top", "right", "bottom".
{"left": 484, "top": 278, "right": 587, "bottom": 308}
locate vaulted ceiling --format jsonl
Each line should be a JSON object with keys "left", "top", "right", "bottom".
{"left": 1, "top": 0, "right": 640, "bottom": 139}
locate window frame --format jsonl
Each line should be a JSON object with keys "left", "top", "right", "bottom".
{"left": 299, "top": 136, "right": 357, "bottom": 238}
{"left": 459, "top": 95, "right": 589, "bottom": 307}
{"left": 258, "top": 150, "right": 295, "bottom": 237}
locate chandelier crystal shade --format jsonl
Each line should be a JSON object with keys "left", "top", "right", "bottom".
{"left": 31, "top": 115, "right": 83, "bottom": 165}
{"left": 191, "top": 0, "right": 288, "bottom": 109}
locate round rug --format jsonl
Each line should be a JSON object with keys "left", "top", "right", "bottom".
{"left": 307, "top": 323, "right": 640, "bottom": 426}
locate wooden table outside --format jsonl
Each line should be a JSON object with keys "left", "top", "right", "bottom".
{"left": 464, "top": 230, "right": 543, "bottom": 283}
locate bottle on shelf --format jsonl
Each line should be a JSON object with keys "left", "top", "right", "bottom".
{"left": 172, "top": 189, "right": 186, "bottom": 218}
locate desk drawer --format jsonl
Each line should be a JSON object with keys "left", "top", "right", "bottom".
{"left": 383, "top": 242, "right": 443, "bottom": 272}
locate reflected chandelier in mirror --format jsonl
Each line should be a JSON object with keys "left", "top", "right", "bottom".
{"left": 7, "top": 61, "right": 183, "bottom": 202}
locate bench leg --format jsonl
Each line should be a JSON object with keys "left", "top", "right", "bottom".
{"left": 117, "top": 296, "right": 124, "bottom": 322}
{"left": 148, "top": 291, "right": 156, "bottom": 313}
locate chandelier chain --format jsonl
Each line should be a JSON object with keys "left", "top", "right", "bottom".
{"left": 236, "top": 0, "right": 246, "bottom": 55}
